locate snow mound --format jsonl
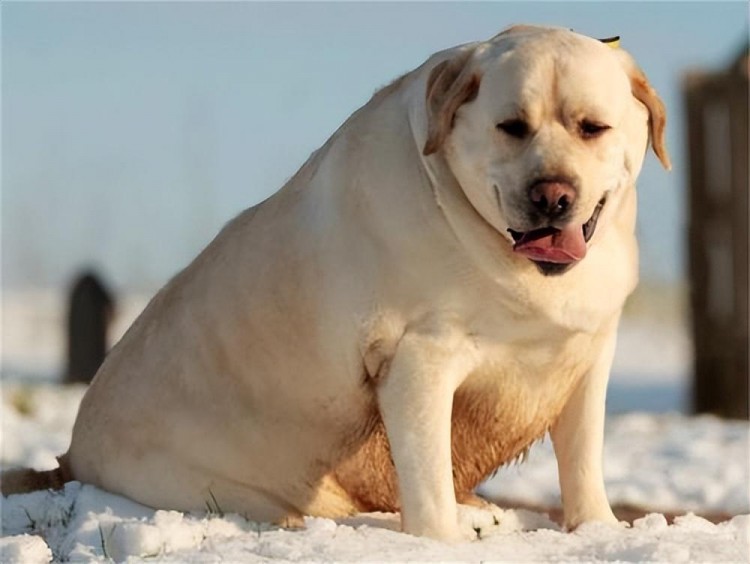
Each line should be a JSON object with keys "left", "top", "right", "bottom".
{"left": 2, "top": 483, "right": 749, "bottom": 563}
{"left": 0, "top": 534, "right": 52, "bottom": 564}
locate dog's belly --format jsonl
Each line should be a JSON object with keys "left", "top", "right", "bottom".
{"left": 333, "top": 365, "right": 582, "bottom": 512}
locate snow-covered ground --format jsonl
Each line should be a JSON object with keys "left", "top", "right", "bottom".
{"left": 1, "top": 290, "right": 748, "bottom": 562}
{"left": 2, "top": 482, "right": 748, "bottom": 563}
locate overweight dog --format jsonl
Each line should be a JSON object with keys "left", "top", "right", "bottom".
{"left": 3, "top": 25, "right": 670, "bottom": 541}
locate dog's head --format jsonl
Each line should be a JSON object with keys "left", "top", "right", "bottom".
{"left": 423, "top": 25, "right": 670, "bottom": 275}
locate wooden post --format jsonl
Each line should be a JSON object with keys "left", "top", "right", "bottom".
{"left": 684, "top": 48, "right": 749, "bottom": 419}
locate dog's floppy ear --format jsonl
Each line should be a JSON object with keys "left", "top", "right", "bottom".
{"left": 423, "top": 50, "right": 481, "bottom": 156}
{"left": 616, "top": 51, "right": 672, "bottom": 170}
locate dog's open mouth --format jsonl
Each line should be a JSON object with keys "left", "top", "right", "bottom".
{"left": 507, "top": 196, "right": 606, "bottom": 275}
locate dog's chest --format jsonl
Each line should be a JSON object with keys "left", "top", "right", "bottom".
{"left": 335, "top": 331, "right": 595, "bottom": 512}
{"left": 450, "top": 333, "right": 592, "bottom": 476}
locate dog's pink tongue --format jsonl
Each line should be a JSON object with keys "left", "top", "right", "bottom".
{"left": 513, "top": 225, "right": 587, "bottom": 264}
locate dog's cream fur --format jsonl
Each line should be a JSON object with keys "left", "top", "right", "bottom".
{"left": 4, "top": 26, "right": 670, "bottom": 541}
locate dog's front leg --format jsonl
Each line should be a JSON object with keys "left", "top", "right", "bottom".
{"left": 550, "top": 323, "right": 619, "bottom": 530}
{"left": 376, "top": 325, "right": 475, "bottom": 541}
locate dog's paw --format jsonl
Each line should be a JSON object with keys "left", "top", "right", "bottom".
{"left": 456, "top": 501, "right": 505, "bottom": 540}
{"left": 564, "top": 506, "right": 620, "bottom": 531}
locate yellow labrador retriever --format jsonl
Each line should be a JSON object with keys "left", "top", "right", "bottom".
{"left": 3, "top": 25, "right": 670, "bottom": 541}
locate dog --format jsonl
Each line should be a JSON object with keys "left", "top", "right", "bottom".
{"left": 2, "top": 25, "right": 670, "bottom": 542}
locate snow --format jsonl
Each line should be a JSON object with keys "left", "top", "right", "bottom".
{"left": 2, "top": 481, "right": 749, "bottom": 563}
{"left": 1, "top": 290, "right": 749, "bottom": 561}
{"left": 481, "top": 413, "right": 750, "bottom": 515}
{"left": 0, "top": 534, "right": 52, "bottom": 564}
{"left": 1, "top": 384, "right": 85, "bottom": 472}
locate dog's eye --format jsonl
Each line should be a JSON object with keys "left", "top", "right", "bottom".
{"left": 579, "top": 120, "right": 611, "bottom": 139}
{"left": 496, "top": 119, "right": 529, "bottom": 139}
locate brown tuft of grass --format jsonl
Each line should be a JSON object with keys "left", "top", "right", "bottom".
{"left": 8, "top": 387, "right": 35, "bottom": 416}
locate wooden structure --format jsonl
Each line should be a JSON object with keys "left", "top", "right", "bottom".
{"left": 684, "top": 47, "right": 749, "bottom": 419}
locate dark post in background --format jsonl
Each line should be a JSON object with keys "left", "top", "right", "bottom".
{"left": 685, "top": 46, "right": 749, "bottom": 420}
{"left": 64, "top": 271, "right": 114, "bottom": 384}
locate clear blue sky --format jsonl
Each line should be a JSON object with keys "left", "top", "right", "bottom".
{"left": 2, "top": 2, "right": 748, "bottom": 292}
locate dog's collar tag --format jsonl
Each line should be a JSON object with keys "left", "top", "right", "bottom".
{"left": 599, "top": 36, "right": 621, "bottom": 49}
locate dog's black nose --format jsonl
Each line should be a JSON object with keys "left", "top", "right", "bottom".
{"left": 528, "top": 179, "right": 576, "bottom": 219}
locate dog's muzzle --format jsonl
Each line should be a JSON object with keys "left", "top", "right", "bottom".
{"left": 507, "top": 196, "right": 606, "bottom": 276}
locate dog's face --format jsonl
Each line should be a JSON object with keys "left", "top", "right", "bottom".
{"left": 423, "top": 26, "right": 670, "bottom": 275}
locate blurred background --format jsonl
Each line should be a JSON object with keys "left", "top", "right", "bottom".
{"left": 2, "top": 2, "right": 748, "bottom": 417}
